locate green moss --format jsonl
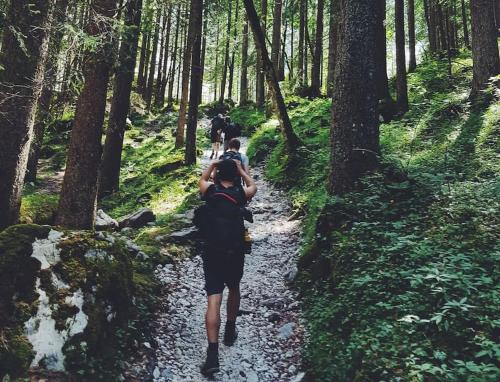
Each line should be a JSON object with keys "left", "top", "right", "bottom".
{"left": 229, "top": 104, "right": 267, "bottom": 135}
{"left": 0, "top": 329, "right": 34, "bottom": 378}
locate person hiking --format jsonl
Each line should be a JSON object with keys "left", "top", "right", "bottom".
{"left": 210, "top": 114, "right": 226, "bottom": 159}
{"left": 197, "top": 159, "right": 257, "bottom": 376}
{"left": 223, "top": 117, "right": 242, "bottom": 151}
{"left": 219, "top": 138, "right": 250, "bottom": 186}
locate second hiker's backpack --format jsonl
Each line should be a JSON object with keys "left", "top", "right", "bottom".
{"left": 194, "top": 185, "right": 246, "bottom": 252}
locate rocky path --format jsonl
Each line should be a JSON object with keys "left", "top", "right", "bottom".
{"left": 132, "top": 138, "right": 305, "bottom": 382}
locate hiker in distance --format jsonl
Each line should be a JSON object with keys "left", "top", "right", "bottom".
{"left": 223, "top": 117, "right": 242, "bottom": 152}
{"left": 210, "top": 114, "right": 226, "bottom": 159}
{"left": 197, "top": 159, "right": 257, "bottom": 376}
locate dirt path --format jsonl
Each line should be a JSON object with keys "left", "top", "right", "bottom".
{"left": 129, "top": 136, "right": 305, "bottom": 382}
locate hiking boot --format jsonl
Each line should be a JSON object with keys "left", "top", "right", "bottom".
{"left": 223, "top": 323, "right": 238, "bottom": 346}
{"left": 201, "top": 349, "right": 220, "bottom": 376}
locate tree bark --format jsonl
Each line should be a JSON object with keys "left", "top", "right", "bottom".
{"left": 185, "top": 0, "right": 203, "bottom": 165}
{"left": 326, "top": 0, "right": 339, "bottom": 97}
{"left": 0, "top": 0, "right": 54, "bottom": 229}
{"left": 219, "top": 0, "right": 233, "bottom": 104}
{"left": 199, "top": 4, "right": 208, "bottom": 105}
{"left": 461, "top": 0, "right": 470, "bottom": 48}
{"left": 26, "top": 0, "right": 70, "bottom": 183}
{"left": 470, "top": 0, "right": 500, "bottom": 97}
{"left": 271, "top": 0, "right": 282, "bottom": 76}
{"left": 240, "top": 15, "right": 250, "bottom": 104}
{"left": 255, "top": 0, "right": 267, "bottom": 106}
{"left": 154, "top": 4, "right": 169, "bottom": 108}
{"left": 145, "top": 7, "right": 161, "bottom": 110}
{"left": 99, "top": 0, "right": 142, "bottom": 198}
{"left": 311, "top": 0, "right": 324, "bottom": 96}
{"left": 298, "top": 0, "right": 305, "bottom": 87}
{"left": 408, "top": 0, "right": 417, "bottom": 72}
{"left": 328, "top": 0, "right": 379, "bottom": 195}
{"left": 395, "top": 0, "right": 408, "bottom": 112}
{"left": 243, "top": 0, "right": 300, "bottom": 153}
{"left": 167, "top": 5, "right": 181, "bottom": 109}
{"left": 56, "top": 0, "right": 117, "bottom": 229}
{"left": 175, "top": 0, "right": 197, "bottom": 148}
{"left": 228, "top": 0, "right": 240, "bottom": 101}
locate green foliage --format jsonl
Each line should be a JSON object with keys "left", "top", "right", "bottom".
{"left": 249, "top": 54, "right": 500, "bottom": 381}
{"left": 229, "top": 104, "right": 267, "bottom": 135}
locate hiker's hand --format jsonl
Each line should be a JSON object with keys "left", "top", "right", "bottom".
{"left": 233, "top": 160, "right": 244, "bottom": 174}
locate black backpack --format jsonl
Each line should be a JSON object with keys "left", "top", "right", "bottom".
{"left": 219, "top": 151, "right": 243, "bottom": 184}
{"left": 225, "top": 123, "right": 241, "bottom": 140}
{"left": 194, "top": 185, "right": 246, "bottom": 252}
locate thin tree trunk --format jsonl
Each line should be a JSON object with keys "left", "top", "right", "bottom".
{"left": 271, "top": 0, "right": 282, "bottom": 75}
{"left": 228, "top": 0, "right": 240, "bottom": 101}
{"left": 329, "top": 0, "right": 379, "bottom": 195}
{"left": 154, "top": 4, "right": 169, "bottom": 107}
{"left": 145, "top": 7, "right": 161, "bottom": 110}
{"left": 199, "top": 4, "right": 208, "bottom": 104}
{"left": 26, "top": 0, "right": 70, "bottom": 183}
{"left": 408, "top": 0, "right": 417, "bottom": 72}
{"left": 395, "top": 0, "right": 408, "bottom": 112}
{"left": 240, "top": 15, "right": 250, "bottom": 104}
{"left": 185, "top": 0, "right": 203, "bottom": 165}
{"left": 470, "top": 0, "right": 500, "bottom": 97}
{"left": 141, "top": 32, "right": 151, "bottom": 97}
{"left": 461, "top": 0, "right": 470, "bottom": 47}
{"left": 326, "top": 0, "right": 339, "bottom": 96}
{"left": 255, "top": 0, "right": 267, "bottom": 106}
{"left": 219, "top": 0, "right": 233, "bottom": 104}
{"left": 99, "top": 0, "right": 142, "bottom": 198}
{"left": 0, "top": 0, "right": 54, "bottom": 229}
{"left": 298, "top": 0, "right": 305, "bottom": 86}
{"left": 176, "top": 0, "right": 197, "bottom": 148}
{"left": 243, "top": 0, "right": 300, "bottom": 153}
{"left": 311, "top": 0, "right": 324, "bottom": 96}
{"left": 167, "top": 5, "right": 181, "bottom": 109}
{"left": 176, "top": 9, "right": 188, "bottom": 102}
{"left": 56, "top": 0, "right": 117, "bottom": 229}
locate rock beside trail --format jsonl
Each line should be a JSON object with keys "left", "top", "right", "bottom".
{"left": 119, "top": 207, "right": 156, "bottom": 229}
{"left": 95, "top": 209, "right": 118, "bottom": 231}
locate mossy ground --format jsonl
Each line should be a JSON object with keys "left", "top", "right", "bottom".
{"left": 247, "top": 52, "right": 500, "bottom": 381}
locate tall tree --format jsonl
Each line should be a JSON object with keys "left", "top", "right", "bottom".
{"left": 255, "top": 0, "right": 267, "bottom": 106}
{"left": 26, "top": 0, "right": 70, "bottom": 183}
{"left": 329, "top": 0, "right": 379, "bottom": 195}
{"left": 243, "top": 0, "right": 300, "bottom": 153}
{"left": 219, "top": 0, "right": 233, "bottom": 104}
{"left": 240, "top": 15, "right": 250, "bottom": 104}
{"left": 167, "top": 5, "right": 181, "bottom": 109}
{"left": 185, "top": 0, "right": 204, "bottom": 165}
{"left": 271, "top": 0, "right": 282, "bottom": 75}
{"left": 395, "top": 0, "right": 409, "bottom": 112}
{"left": 0, "top": 0, "right": 54, "bottom": 229}
{"left": 311, "top": 0, "right": 325, "bottom": 96}
{"left": 461, "top": 0, "right": 470, "bottom": 48}
{"left": 228, "top": 0, "right": 240, "bottom": 101}
{"left": 176, "top": 0, "right": 197, "bottom": 148}
{"left": 145, "top": 6, "right": 161, "bottom": 109}
{"left": 56, "top": 0, "right": 117, "bottom": 229}
{"left": 326, "top": 0, "right": 340, "bottom": 96}
{"left": 408, "top": 0, "right": 417, "bottom": 72}
{"left": 99, "top": 0, "right": 143, "bottom": 198}
{"left": 470, "top": 0, "right": 500, "bottom": 98}
{"left": 297, "top": 0, "right": 305, "bottom": 87}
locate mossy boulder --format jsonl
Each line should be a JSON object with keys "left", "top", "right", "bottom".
{"left": 0, "top": 225, "right": 158, "bottom": 381}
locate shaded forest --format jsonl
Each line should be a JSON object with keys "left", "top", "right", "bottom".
{"left": 0, "top": 0, "right": 499, "bottom": 381}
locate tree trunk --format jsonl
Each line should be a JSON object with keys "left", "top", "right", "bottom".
{"left": 0, "top": 0, "right": 54, "bottom": 229}
{"left": 185, "top": 0, "right": 203, "bottom": 165}
{"left": 240, "top": 15, "right": 250, "bottom": 104}
{"left": 137, "top": 32, "right": 148, "bottom": 90}
{"left": 141, "top": 32, "right": 151, "bottom": 97}
{"left": 154, "top": 4, "right": 169, "bottom": 108}
{"left": 167, "top": 5, "right": 181, "bottom": 109}
{"left": 228, "top": 0, "right": 240, "bottom": 101}
{"left": 328, "top": 0, "right": 379, "bottom": 195}
{"left": 145, "top": 7, "right": 161, "bottom": 110}
{"left": 26, "top": 0, "right": 70, "bottom": 183}
{"left": 408, "top": 0, "right": 417, "bottom": 72}
{"left": 99, "top": 0, "right": 142, "bottom": 198}
{"left": 311, "top": 0, "right": 324, "bottom": 96}
{"left": 326, "top": 0, "right": 339, "bottom": 96}
{"left": 271, "top": 0, "right": 282, "bottom": 76}
{"left": 56, "top": 0, "right": 117, "bottom": 229}
{"left": 395, "top": 0, "right": 408, "bottom": 112}
{"left": 219, "top": 0, "right": 233, "bottom": 104}
{"left": 175, "top": 0, "right": 197, "bottom": 148}
{"left": 298, "top": 0, "right": 305, "bottom": 86}
{"left": 470, "top": 0, "right": 500, "bottom": 97}
{"left": 243, "top": 0, "right": 300, "bottom": 153}
{"left": 461, "top": 0, "right": 470, "bottom": 47}
{"left": 199, "top": 5, "right": 208, "bottom": 105}
{"left": 255, "top": 0, "right": 267, "bottom": 106}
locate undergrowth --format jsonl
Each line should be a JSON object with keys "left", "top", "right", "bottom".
{"left": 247, "top": 52, "right": 500, "bottom": 381}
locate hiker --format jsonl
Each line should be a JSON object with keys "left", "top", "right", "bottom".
{"left": 210, "top": 114, "right": 226, "bottom": 159}
{"left": 223, "top": 117, "right": 242, "bottom": 151}
{"left": 197, "top": 159, "right": 257, "bottom": 376}
{"left": 219, "top": 138, "right": 250, "bottom": 186}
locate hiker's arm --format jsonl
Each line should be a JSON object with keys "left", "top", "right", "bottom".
{"left": 199, "top": 162, "right": 218, "bottom": 195}
{"left": 237, "top": 163, "right": 257, "bottom": 199}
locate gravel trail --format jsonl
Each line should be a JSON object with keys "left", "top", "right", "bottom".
{"left": 132, "top": 136, "right": 305, "bottom": 382}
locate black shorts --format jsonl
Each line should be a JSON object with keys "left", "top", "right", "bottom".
{"left": 202, "top": 248, "right": 245, "bottom": 296}
{"left": 210, "top": 131, "right": 220, "bottom": 143}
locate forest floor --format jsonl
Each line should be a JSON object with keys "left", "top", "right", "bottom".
{"left": 125, "top": 136, "right": 306, "bottom": 382}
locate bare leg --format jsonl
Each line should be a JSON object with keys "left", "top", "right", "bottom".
{"left": 226, "top": 287, "right": 240, "bottom": 322}
{"left": 205, "top": 293, "right": 223, "bottom": 343}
